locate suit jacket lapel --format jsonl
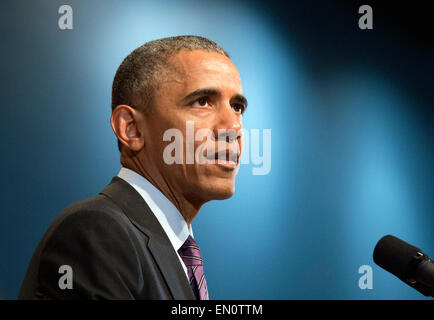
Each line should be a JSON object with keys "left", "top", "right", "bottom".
{"left": 99, "top": 176, "right": 195, "bottom": 300}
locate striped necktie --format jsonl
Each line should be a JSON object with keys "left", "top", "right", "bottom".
{"left": 178, "top": 235, "right": 210, "bottom": 300}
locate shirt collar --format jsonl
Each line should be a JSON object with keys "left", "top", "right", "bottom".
{"left": 117, "top": 167, "right": 192, "bottom": 252}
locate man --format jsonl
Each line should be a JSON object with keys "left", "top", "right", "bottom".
{"left": 19, "top": 35, "right": 247, "bottom": 299}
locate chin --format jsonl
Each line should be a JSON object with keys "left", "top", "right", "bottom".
{"left": 211, "top": 189, "right": 234, "bottom": 200}
{"left": 199, "top": 178, "right": 236, "bottom": 200}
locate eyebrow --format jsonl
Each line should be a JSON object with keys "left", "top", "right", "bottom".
{"left": 179, "top": 88, "right": 248, "bottom": 109}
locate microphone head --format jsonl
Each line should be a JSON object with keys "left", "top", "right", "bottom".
{"left": 373, "top": 235, "right": 423, "bottom": 281}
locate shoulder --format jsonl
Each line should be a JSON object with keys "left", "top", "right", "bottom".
{"left": 36, "top": 194, "right": 148, "bottom": 297}
{"left": 49, "top": 194, "right": 132, "bottom": 236}
{"left": 39, "top": 193, "right": 148, "bottom": 257}
{"left": 21, "top": 187, "right": 154, "bottom": 299}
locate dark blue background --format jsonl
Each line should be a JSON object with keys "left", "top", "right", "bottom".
{"left": 1, "top": 0, "right": 432, "bottom": 299}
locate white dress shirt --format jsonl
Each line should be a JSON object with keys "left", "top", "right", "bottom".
{"left": 117, "top": 167, "right": 192, "bottom": 280}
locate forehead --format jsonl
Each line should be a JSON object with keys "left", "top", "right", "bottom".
{"left": 165, "top": 50, "right": 242, "bottom": 92}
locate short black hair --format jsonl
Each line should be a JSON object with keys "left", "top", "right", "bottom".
{"left": 111, "top": 35, "right": 230, "bottom": 152}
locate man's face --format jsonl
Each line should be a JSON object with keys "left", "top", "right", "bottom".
{"left": 140, "top": 50, "right": 246, "bottom": 202}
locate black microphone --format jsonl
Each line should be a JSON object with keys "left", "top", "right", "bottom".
{"left": 373, "top": 235, "right": 434, "bottom": 297}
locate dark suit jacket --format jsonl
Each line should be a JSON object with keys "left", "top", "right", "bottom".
{"left": 19, "top": 176, "right": 196, "bottom": 300}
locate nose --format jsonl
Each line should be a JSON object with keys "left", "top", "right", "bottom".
{"left": 213, "top": 103, "right": 242, "bottom": 142}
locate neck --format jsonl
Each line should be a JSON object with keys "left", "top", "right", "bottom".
{"left": 121, "top": 154, "right": 205, "bottom": 227}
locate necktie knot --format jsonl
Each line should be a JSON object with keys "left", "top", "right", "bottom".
{"left": 178, "top": 235, "right": 203, "bottom": 266}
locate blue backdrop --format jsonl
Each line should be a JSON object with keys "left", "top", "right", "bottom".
{"left": 1, "top": 0, "right": 432, "bottom": 299}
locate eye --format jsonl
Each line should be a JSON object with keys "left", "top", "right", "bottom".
{"left": 232, "top": 103, "right": 245, "bottom": 114}
{"left": 192, "top": 97, "right": 211, "bottom": 108}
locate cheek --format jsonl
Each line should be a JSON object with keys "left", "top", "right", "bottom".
{"left": 145, "top": 113, "right": 185, "bottom": 149}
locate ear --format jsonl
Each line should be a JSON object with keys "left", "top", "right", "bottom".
{"left": 110, "top": 105, "right": 144, "bottom": 152}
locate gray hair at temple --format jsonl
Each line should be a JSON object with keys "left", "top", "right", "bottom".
{"left": 111, "top": 35, "right": 230, "bottom": 152}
